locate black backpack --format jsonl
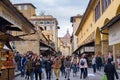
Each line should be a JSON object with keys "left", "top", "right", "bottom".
{"left": 80, "top": 60, "right": 85, "bottom": 65}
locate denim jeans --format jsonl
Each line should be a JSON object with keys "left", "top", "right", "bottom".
{"left": 65, "top": 68, "right": 70, "bottom": 79}
{"left": 45, "top": 70, "right": 51, "bottom": 79}
{"left": 20, "top": 66, "right": 25, "bottom": 76}
{"left": 30, "top": 71, "right": 34, "bottom": 80}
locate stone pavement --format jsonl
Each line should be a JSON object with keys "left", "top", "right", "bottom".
{"left": 14, "top": 68, "right": 103, "bottom": 80}
{"left": 14, "top": 68, "right": 120, "bottom": 80}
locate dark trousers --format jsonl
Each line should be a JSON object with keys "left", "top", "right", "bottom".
{"left": 84, "top": 68, "right": 88, "bottom": 78}
{"left": 92, "top": 64, "right": 96, "bottom": 73}
{"left": 97, "top": 64, "right": 101, "bottom": 71}
{"left": 80, "top": 68, "right": 85, "bottom": 79}
{"left": 106, "top": 74, "right": 114, "bottom": 80}
{"left": 46, "top": 70, "right": 51, "bottom": 79}
{"left": 35, "top": 72, "right": 41, "bottom": 80}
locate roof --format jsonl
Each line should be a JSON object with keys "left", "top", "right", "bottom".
{"left": 1, "top": 0, "right": 36, "bottom": 33}
{"left": 101, "top": 14, "right": 120, "bottom": 31}
{"left": 70, "top": 14, "right": 82, "bottom": 22}
{"left": 14, "top": 3, "right": 36, "bottom": 9}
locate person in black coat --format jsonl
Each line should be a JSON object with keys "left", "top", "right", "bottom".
{"left": 104, "top": 58, "right": 119, "bottom": 80}
{"left": 44, "top": 58, "right": 53, "bottom": 80}
{"left": 34, "top": 56, "right": 42, "bottom": 80}
{"left": 96, "top": 55, "right": 102, "bottom": 71}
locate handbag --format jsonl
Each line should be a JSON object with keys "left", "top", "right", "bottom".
{"left": 101, "top": 74, "right": 107, "bottom": 80}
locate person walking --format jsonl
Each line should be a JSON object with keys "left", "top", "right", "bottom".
{"left": 54, "top": 56, "right": 62, "bottom": 80}
{"left": 34, "top": 56, "right": 42, "bottom": 80}
{"left": 44, "top": 57, "right": 53, "bottom": 80}
{"left": 64, "top": 56, "right": 71, "bottom": 80}
{"left": 25, "top": 57, "right": 31, "bottom": 79}
{"left": 104, "top": 58, "right": 119, "bottom": 80}
{"left": 71, "top": 56, "right": 78, "bottom": 77}
{"left": 79, "top": 54, "right": 88, "bottom": 79}
{"left": 92, "top": 55, "right": 96, "bottom": 73}
{"left": 29, "top": 56, "right": 35, "bottom": 80}
{"left": 96, "top": 55, "right": 102, "bottom": 71}
{"left": 20, "top": 54, "right": 26, "bottom": 77}
{"left": 60, "top": 56, "right": 65, "bottom": 76}
{"left": 117, "top": 56, "right": 120, "bottom": 69}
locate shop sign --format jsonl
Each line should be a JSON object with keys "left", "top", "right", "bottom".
{"left": 85, "top": 46, "right": 94, "bottom": 52}
{"left": 109, "top": 21, "right": 120, "bottom": 45}
{"left": 40, "top": 47, "right": 49, "bottom": 50}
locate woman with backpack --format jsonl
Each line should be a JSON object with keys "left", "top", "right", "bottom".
{"left": 34, "top": 56, "right": 42, "bottom": 80}
{"left": 79, "top": 54, "right": 88, "bottom": 79}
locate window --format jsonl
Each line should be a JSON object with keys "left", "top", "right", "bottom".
{"left": 52, "top": 21, "right": 54, "bottom": 24}
{"left": 18, "top": 5, "right": 21, "bottom": 10}
{"left": 24, "top": 5, "right": 28, "bottom": 10}
{"left": 44, "top": 21, "right": 46, "bottom": 24}
{"left": 95, "top": 1, "right": 100, "bottom": 22}
{"left": 50, "top": 21, "right": 53, "bottom": 24}
{"left": 40, "top": 21, "right": 43, "bottom": 24}
{"left": 50, "top": 26, "right": 52, "bottom": 30}
{"left": 47, "top": 21, "right": 50, "bottom": 24}
{"left": 44, "top": 26, "right": 46, "bottom": 30}
{"left": 102, "top": 0, "right": 111, "bottom": 13}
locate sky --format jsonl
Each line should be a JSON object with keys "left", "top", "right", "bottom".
{"left": 11, "top": 0, "right": 89, "bottom": 37}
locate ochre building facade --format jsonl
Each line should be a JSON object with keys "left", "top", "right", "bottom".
{"left": 75, "top": 0, "right": 120, "bottom": 60}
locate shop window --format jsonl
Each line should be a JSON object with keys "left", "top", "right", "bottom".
{"left": 102, "top": 0, "right": 111, "bottom": 13}
{"left": 95, "top": 1, "right": 100, "bottom": 22}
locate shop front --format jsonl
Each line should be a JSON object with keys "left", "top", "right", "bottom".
{"left": 101, "top": 14, "right": 120, "bottom": 68}
{"left": 0, "top": 0, "right": 36, "bottom": 79}
{"left": 40, "top": 41, "right": 56, "bottom": 56}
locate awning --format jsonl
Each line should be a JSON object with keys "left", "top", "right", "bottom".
{"left": 0, "top": 31, "right": 24, "bottom": 42}
{"left": 40, "top": 41, "right": 56, "bottom": 52}
{"left": 0, "top": 31, "right": 24, "bottom": 51}
{"left": 0, "top": 17, "right": 12, "bottom": 26}
{"left": 101, "top": 14, "right": 120, "bottom": 31}
{"left": 72, "top": 41, "right": 94, "bottom": 54}
{"left": 40, "top": 41, "right": 56, "bottom": 56}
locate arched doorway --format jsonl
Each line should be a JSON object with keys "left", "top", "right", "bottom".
{"left": 95, "top": 27, "right": 101, "bottom": 55}
{"left": 101, "top": 18, "right": 110, "bottom": 55}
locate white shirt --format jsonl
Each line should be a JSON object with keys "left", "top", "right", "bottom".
{"left": 79, "top": 58, "right": 88, "bottom": 68}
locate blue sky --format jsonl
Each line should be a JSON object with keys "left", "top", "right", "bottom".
{"left": 11, "top": 0, "right": 89, "bottom": 37}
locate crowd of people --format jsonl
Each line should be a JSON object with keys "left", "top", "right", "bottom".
{"left": 14, "top": 51, "right": 119, "bottom": 80}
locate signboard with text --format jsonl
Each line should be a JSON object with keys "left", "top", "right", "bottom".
{"left": 109, "top": 21, "right": 120, "bottom": 45}
{"left": 85, "top": 46, "right": 94, "bottom": 52}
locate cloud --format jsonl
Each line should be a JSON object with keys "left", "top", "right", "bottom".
{"left": 11, "top": 0, "right": 89, "bottom": 37}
